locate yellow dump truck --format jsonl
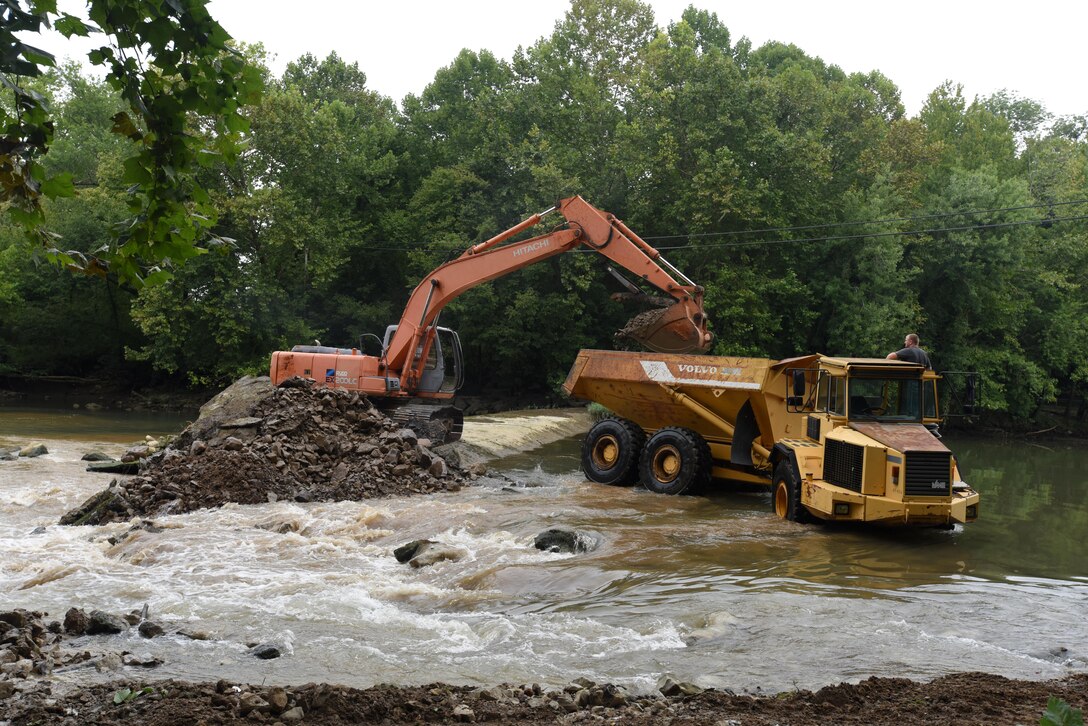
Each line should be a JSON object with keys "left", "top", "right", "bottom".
{"left": 562, "top": 350, "right": 980, "bottom": 526}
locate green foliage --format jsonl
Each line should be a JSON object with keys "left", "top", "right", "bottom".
{"left": 2, "top": 0, "right": 1088, "bottom": 413}
{"left": 1, "top": 0, "right": 262, "bottom": 287}
{"left": 1041, "top": 696, "right": 1084, "bottom": 726}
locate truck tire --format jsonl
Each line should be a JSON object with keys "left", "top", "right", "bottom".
{"left": 772, "top": 460, "right": 813, "bottom": 523}
{"left": 639, "top": 427, "right": 709, "bottom": 495}
{"left": 582, "top": 418, "right": 645, "bottom": 485}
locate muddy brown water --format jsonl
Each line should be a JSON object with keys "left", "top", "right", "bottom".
{"left": 1, "top": 406, "right": 1085, "bottom": 696}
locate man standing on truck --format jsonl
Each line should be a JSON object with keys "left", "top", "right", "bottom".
{"left": 887, "top": 333, "right": 932, "bottom": 369}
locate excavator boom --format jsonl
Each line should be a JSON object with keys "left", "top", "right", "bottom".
{"left": 384, "top": 196, "right": 712, "bottom": 388}
{"left": 269, "top": 195, "right": 713, "bottom": 436}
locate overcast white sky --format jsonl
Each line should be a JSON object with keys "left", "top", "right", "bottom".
{"left": 40, "top": 0, "right": 1087, "bottom": 118}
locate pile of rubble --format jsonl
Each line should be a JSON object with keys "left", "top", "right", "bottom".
{"left": 61, "top": 377, "right": 476, "bottom": 526}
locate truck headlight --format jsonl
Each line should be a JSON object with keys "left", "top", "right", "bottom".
{"left": 966, "top": 505, "right": 977, "bottom": 519}
{"left": 834, "top": 503, "right": 849, "bottom": 515}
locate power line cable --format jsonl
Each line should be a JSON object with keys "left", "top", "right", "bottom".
{"left": 349, "top": 204, "right": 1088, "bottom": 253}
{"left": 652, "top": 213, "right": 1088, "bottom": 251}
{"left": 638, "top": 198, "right": 1088, "bottom": 242}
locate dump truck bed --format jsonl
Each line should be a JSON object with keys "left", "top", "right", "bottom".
{"left": 562, "top": 349, "right": 820, "bottom": 447}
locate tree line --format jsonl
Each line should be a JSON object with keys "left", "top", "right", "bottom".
{"left": 2, "top": 0, "right": 1086, "bottom": 418}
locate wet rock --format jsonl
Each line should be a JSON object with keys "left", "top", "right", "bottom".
{"left": 0, "top": 680, "right": 15, "bottom": 699}
{"left": 18, "top": 443, "right": 48, "bottom": 458}
{"left": 0, "top": 449, "right": 17, "bottom": 461}
{"left": 393, "top": 539, "right": 434, "bottom": 563}
{"left": 534, "top": 528, "right": 595, "bottom": 554}
{"left": 432, "top": 441, "right": 488, "bottom": 472}
{"left": 85, "top": 460, "right": 139, "bottom": 474}
{"left": 93, "top": 652, "right": 123, "bottom": 672}
{"left": 0, "top": 611, "right": 30, "bottom": 629}
{"left": 138, "top": 621, "right": 164, "bottom": 638}
{"left": 86, "top": 610, "right": 126, "bottom": 635}
{"left": 81, "top": 451, "right": 114, "bottom": 462}
{"left": 408, "top": 542, "right": 468, "bottom": 569}
{"left": 248, "top": 643, "right": 281, "bottom": 659}
{"left": 59, "top": 485, "right": 133, "bottom": 527}
{"left": 175, "top": 376, "right": 275, "bottom": 450}
{"left": 223, "top": 436, "right": 244, "bottom": 451}
{"left": 122, "top": 652, "right": 162, "bottom": 667}
{"left": 657, "top": 676, "right": 703, "bottom": 697}
{"left": 190, "top": 440, "right": 207, "bottom": 455}
{"left": 63, "top": 608, "right": 88, "bottom": 635}
{"left": 179, "top": 629, "right": 210, "bottom": 641}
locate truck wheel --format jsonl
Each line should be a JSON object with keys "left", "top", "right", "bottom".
{"left": 639, "top": 427, "right": 707, "bottom": 495}
{"left": 582, "top": 418, "right": 645, "bottom": 485}
{"left": 772, "top": 460, "right": 813, "bottom": 523}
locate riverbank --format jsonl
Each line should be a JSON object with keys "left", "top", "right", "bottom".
{"left": 2, "top": 671, "right": 1084, "bottom": 724}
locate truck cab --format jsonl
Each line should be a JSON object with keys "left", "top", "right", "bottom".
{"left": 780, "top": 357, "right": 979, "bottom": 526}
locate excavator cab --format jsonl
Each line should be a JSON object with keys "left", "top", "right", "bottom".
{"left": 382, "top": 325, "right": 464, "bottom": 395}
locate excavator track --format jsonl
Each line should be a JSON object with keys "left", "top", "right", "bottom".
{"left": 380, "top": 402, "right": 464, "bottom": 444}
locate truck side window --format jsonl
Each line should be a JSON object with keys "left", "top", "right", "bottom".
{"left": 924, "top": 380, "right": 937, "bottom": 418}
{"left": 828, "top": 376, "right": 845, "bottom": 415}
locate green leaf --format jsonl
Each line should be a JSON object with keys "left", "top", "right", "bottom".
{"left": 41, "top": 172, "right": 76, "bottom": 198}
{"left": 122, "top": 156, "right": 154, "bottom": 185}
{"left": 112, "top": 688, "right": 132, "bottom": 705}
{"left": 54, "top": 14, "right": 92, "bottom": 37}
{"left": 143, "top": 269, "right": 174, "bottom": 286}
{"left": 1042, "top": 696, "right": 1084, "bottom": 726}
{"left": 20, "top": 43, "right": 56, "bottom": 67}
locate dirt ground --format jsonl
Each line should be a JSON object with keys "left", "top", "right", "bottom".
{"left": 0, "top": 672, "right": 1083, "bottom": 725}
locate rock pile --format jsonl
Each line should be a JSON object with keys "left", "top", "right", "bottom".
{"left": 0, "top": 606, "right": 167, "bottom": 689}
{"left": 61, "top": 377, "right": 473, "bottom": 526}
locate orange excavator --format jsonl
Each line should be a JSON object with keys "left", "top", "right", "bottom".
{"left": 269, "top": 195, "right": 713, "bottom": 441}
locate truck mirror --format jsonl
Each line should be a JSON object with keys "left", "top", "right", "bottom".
{"left": 792, "top": 370, "right": 806, "bottom": 397}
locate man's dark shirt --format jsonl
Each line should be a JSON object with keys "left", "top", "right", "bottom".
{"left": 894, "top": 346, "right": 932, "bottom": 369}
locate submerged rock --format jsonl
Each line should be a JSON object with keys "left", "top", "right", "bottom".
{"left": 249, "top": 643, "right": 281, "bottom": 660}
{"left": 534, "top": 528, "right": 596, "bottom": 554}
{"left": 18, "top": 444, "right": 48, "bottom": 458}
{"left": 409, "top": 543, "right": 467, "bottom": 569}
{"left": 81, "top": 451, "right": 114, "bottom": 462}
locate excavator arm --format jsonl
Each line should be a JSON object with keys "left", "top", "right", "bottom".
{"left": 385, "top": 195, "right": 713, "bottom": 392}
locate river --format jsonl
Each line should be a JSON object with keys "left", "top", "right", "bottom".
{"left": 0, "top": 406, "right": 1085, "bottom": 695}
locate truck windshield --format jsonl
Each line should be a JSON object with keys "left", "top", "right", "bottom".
{"left": 848, "top": 377, "right": 923, "bottom": 422}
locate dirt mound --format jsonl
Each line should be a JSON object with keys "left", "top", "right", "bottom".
{"left": 61, "top": 378, "right": 470, "bottom": 526}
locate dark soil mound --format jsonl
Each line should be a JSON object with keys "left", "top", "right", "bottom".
{"left": 60, "top": 377, "right": 470, "bottom": 526}
{"left": 2, "top": 672, "right": 1085, "bottom": 725}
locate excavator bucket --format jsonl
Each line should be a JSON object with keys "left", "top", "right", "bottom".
{"left": 617, "top": 299, "right": 713, "bottom": 354}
